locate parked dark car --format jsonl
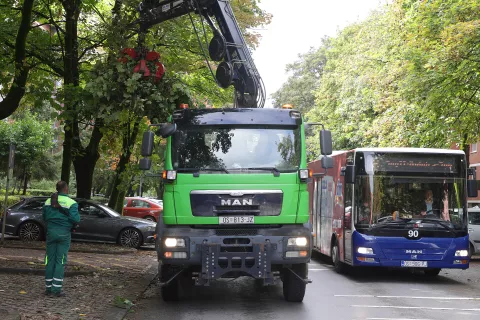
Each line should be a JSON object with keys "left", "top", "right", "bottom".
{"left": 1, "top": 197, "right": 156, "bottom": 248}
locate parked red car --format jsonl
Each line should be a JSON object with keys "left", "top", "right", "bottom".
{"left": 123, "top": 197, "right": 163, "bottom": 222}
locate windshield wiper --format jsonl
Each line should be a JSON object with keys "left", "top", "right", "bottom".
{"left": 414, "top": 218, "right": 456, "bottom": 234}
{"left": 241, "top": 167, "right": 281, "bottom": 177}
{"left": 176, "top": 167, "right": 230, "bottom": 175}
{"left": 370, "top": 220, "right": 409, "bottom": 229}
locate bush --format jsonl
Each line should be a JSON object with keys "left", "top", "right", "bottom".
{"left": 0, "top": 195, "right": 23, "bottom": 215}
{"left": 28, "top": 189, "right": 56, "bottom": 196}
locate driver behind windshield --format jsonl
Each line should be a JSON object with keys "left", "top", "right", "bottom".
{"left": 420, "top": 189, "right": 438, "bottom": 217}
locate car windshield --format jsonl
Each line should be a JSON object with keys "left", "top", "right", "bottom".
{"left": 355, "top": 176, "right": 467, "bottom": 229}
{"left": 171, "top": 126, "right": 301, "bottom": 172}
{"left": 97, "top": 204, "right": 121, "bottom": 217}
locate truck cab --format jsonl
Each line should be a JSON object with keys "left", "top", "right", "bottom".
{"left": 140, "top": 106, "right": 333, "bottom": 302}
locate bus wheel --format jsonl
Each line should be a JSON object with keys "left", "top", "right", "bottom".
{"left": 282, "top": 263, "right": 307, "bottom": 302}
{"left": 331, "top": 241, "right": 345, "bottom": 274}
{"left": 424, "top": 268, "right": 441, "bottom": 277}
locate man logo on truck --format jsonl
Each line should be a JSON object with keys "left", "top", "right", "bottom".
{"left": 221, "top": 199, "right": 253, "bottom": 206}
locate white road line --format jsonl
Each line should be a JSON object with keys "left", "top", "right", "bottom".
{"left": 308, "top": 268, "right": 329, "bottom": 271}
{"left": 352, "top": 305, "right": 480, "bottom": 312}
{"left": 366, "top": 318, "right": 433, "bottom": 320}
{"left": 336, "top": 295, "right": 480, "bottom": 300}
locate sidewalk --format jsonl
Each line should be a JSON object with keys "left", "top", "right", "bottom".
{"left": 0, "top": 244, "right": 158, "bottom": 320}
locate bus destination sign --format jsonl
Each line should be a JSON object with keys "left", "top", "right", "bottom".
{"left": 373, "top": 154, "right": 457, "bottom": 174}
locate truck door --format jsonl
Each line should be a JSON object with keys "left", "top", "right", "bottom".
{"left": 314, "top": 177, "right": 322, "bottom": 249}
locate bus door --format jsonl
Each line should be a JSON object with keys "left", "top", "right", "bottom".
{"left": 343, "top": 179, "right": 353, "bottom": 263}
{"left": 313, "top": 177, "right": 322, "bottom": 249}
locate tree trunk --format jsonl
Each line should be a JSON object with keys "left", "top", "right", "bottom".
{"left": 22, "top": 171, "right": 29, "bottom": 195}
{"left": 72, "top": 119, "right": 104, "bottom": 199}
{"left": 60, "top": 0, "right": 81, "bottom": 184}
{"left": 108, "top": 118, "right": 141, "bottom": 210}
{"left": 0, "top": 0, "right": 34, "bottom": 120}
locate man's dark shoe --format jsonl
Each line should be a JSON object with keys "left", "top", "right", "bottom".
{"left": 53, "top": 292, "right": 66, "bottom": 297}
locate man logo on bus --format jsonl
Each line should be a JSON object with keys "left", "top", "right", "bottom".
{"left": 405, "top": 249, "right": 423, "bottom": 254}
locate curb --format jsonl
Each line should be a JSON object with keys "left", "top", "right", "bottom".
{"left": 0, "top": 245, "right": 137, "bottom": 255}
{"left": 0, "top": 267, "right": 95, "bottom": 277}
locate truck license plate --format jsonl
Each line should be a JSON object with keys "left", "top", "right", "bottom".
{"left": 401, "top": 261, "right": 428, "bottom": 268}
{"left": 219, "top": 216, "right": 254, "bottom": 224}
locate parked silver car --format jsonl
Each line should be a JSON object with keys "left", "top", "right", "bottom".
{"left": 1, "top": 197, "right": 156, "bottom": 248}
{"left": 469, "top": 207, "right": 480, "bottom": 257}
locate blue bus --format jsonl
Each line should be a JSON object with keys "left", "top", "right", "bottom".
{"left": 308, "top": 148, "right": 478, "bottom": 275}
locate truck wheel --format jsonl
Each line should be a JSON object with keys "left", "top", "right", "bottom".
{"left": 159, "top": 264, "right": 180, "bottom": 302}
{"left": 282, "top": 263, "right": 307, "bottom": 302}
{"left": 331, "top": 240, "right": 345, "bottom": 274}
{"left": 424, "top": 268, "right": 441, "bottom": 277}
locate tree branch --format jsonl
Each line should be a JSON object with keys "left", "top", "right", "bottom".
{"left": 0, "top": 0, "right": 34, "bottom": 120}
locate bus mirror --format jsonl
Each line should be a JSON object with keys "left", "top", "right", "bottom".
{"left": 467, "top": 180, "right": 478, "bottom": 198}
{"left": 320, "top": 129, "right": 332, "bottom": 155}
{"left": 156, "top": 123, "right": 177, "bottom": 138}
{"left": 141, "top": 131, "right": 155, "bottom": 157}
{"left": 139, "top": 158, "right": 152, "bottom": 171}
{"left": 322, "top": 156, "right": 333, "bottom": 169}
{"left": 345, "top": 165, "right": 355, "bottom": 184}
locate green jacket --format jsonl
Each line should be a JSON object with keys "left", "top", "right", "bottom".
{"left": 42, "top": 194, "right": 80, "bottom": 231}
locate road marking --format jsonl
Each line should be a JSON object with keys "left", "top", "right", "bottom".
{"left": 336, "top": 295, "right": 480, "bottom": 300}
{"left": 366, "top": 318, "right": 433, "bottom": 320}
{"left": 352, "top": 305, "right": 480, "bottom": 312}
{"left": 308, "top": 268, "right": 329, "bottom": 271}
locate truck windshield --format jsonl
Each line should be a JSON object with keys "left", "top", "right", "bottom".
{"left": 355, "top": 175, "right": 467, "bottom": 229}
{"left": 171, "top": 126, "right": 301, "bottom": 172}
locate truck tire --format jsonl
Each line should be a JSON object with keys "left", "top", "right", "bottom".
{"left": 282, "top": 263, "right": 307, "bottom": 302}
{"left": 331, "top": 240, "right": 348, "bottom": 274}
{"left": 159, "top": 264, "right": 180, "bottom": 302}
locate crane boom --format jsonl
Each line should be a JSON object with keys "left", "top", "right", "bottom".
{"left": 138, "top": 0, "right": 266, "bottom": 108}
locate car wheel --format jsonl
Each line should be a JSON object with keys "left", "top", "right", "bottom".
{"left": 470, "top": 243, "right": 475, "bottom": 259}
{"left": 144, "top": 216, "right": 156, "bottom": 222}
{"left": 19, "top": 222, "right": 43, "bottom": 242}
{"left": 119, "top": 228, "right": 143, "bottom": 248}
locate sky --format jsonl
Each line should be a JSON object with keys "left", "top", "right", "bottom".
{"left": 251, "top": 0, "right": 385, "bottom": 108}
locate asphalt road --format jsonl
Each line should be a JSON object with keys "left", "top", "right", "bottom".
{"left": 125, "top": 255, "right": 480, "bottom": 320}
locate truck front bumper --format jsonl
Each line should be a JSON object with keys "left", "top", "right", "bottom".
{"left": 156, "top": 224, "right": 312, "bottom": 285}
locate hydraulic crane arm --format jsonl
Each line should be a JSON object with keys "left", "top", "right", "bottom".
{"left": 138, "top": 0, "right": 265, "bottom": 108}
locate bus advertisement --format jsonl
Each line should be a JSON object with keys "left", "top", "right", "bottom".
{"left": 308, "top": 148, "right": 478, "bottom": 275}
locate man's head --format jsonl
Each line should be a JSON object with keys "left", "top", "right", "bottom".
{"left": 56, "top": 181, "right": 68, "bottom": 194}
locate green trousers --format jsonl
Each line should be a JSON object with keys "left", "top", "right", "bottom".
{"left": 45, "top": 230, "right": 71, "bottom": 293}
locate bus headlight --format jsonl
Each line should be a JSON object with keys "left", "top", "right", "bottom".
{"left": 357, "top": 247, "right": 374, "bottom": 255}
{"left": 455, "top": 250, "right": 469, "bottom": 257}
{"left": 287, "top": 237, "right": 308, "bottom": 247}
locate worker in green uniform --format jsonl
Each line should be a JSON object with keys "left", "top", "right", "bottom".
{"left": 42, "top": 181, "right": 80, "bottom": 297}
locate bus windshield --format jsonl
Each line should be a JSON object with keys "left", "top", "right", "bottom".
{"left": 355, "top": 175, "right": 467, "bottom": 229}
{"left": 171, "top": 126, "right": 301, "bottom": 172}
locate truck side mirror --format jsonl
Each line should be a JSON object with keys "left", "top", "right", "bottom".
{"left": 141, "top": 131, "right": 155, "bottom": 157}
{"left": 467, "top": 168, "right": 478, "bottom": 198}
{"left": 321, "top": 156, "right": 333, "bottom": 169}
{"left": 156, "top": 123, "right": 177, "bottom": 138}
{"left": 320, "top": 129, "right": 332, "bottom": 155}
{"left": 139, "top": 158, "right": 152, "bottom": 171}
{"left": 345, "top": 165, "right": 355, "bottom": 184}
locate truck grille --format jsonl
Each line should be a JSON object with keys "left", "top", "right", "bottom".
{"left": 215, "top": 229, "right": 258, "bottom": 236}
{"left": 190, "top": 190, "right": 282, "bottom": 217}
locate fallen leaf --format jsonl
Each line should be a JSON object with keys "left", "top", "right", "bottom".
{"left": 27, "top": 262, "right": 35, "bottom": 265}
{"left": 79, "top": 314, "right": 87, "bottom": 316}
{"left": 19, "top": 290, "right": 27, "bottom": 294}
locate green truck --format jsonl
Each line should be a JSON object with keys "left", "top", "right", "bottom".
{"left": 140, "top": 106, "right": 333, "bottom": 302}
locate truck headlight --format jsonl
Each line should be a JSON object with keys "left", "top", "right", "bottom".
{"left": 164, "top": 238, "right": 186, "bottom": 248}
{"left": 357, "top": 247, "right": 374, "bottom": 255}
{"left": 455, "top": 250, "right": 469, "bottom": 257}
{"left": 287, "top": 237, "right": 308, "bottom": 247}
